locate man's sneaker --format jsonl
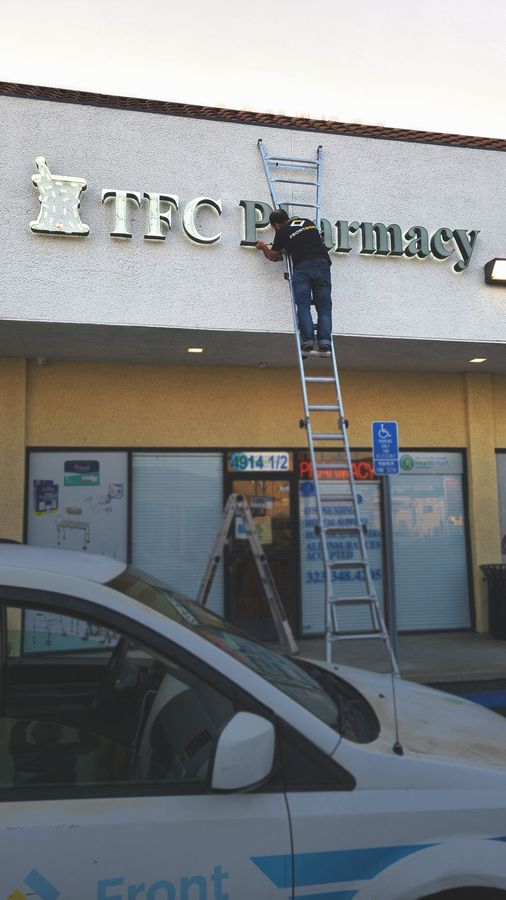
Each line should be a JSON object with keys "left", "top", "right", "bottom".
{"left": 301, "top": 341, "right": 314, "bottom": 358}
{"left": 318, "top": 341, "right": 331, "bottom": 357}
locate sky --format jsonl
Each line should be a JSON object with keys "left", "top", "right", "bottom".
{"left": 1, "top": 0, "right": 505, "bottom": 139}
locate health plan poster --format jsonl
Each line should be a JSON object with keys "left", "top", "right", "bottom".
{"left": 299, "top": 480, "right": 384, "bottom": 634}
{"left": 27, "top": 451, "right": 128, "bottom": 562}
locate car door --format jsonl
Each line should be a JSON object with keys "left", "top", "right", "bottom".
{"left": 0, "top": 588, "right": 293, "bottom": 899}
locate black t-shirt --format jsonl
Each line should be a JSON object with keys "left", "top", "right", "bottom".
{"left": 271, "top": 217, "right": 331, "bottom": 268}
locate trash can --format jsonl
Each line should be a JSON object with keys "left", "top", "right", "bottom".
{"left": 480, "top": 565, "right": 506, "bottom": 640}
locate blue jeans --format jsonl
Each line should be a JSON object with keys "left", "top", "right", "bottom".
{"left": 292, "top": 258, "right": 332, "bottom": 345}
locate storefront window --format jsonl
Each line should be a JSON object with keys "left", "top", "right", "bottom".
{"left": 131, "top": 453, "right": 224, "bottom": 614}
{"left": 392, "top": 452, "right": 470, "bottom": 630}
{"left": 27, "top": 451, "right": 128, "bottom": 560}
{"left": 298, "top": 450, "right": 470, "bottom": 635}
{"left": 496, "top": 453, "right": 506, "bottom": 561}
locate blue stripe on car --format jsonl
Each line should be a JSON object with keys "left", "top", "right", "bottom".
{"left": 252, "top": 843, "right": 436, "bottom": 888}
{"left": 293, "top": 891, "right": 358, "bottom": 900}
{"left": 24, "top": 868, "right": 61, "bottom": 900}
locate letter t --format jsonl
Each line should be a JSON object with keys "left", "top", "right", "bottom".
{"left": 211, "top": 865, "right": 230, "bottom": 899}
{"left": 102, "top": 189, "right": 142, "bottom": 238}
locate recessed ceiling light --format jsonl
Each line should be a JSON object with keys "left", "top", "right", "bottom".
{"left": 469, "top": 358, "right": 487, "bottom": 364}
{"left": 187, "top": 347, "right": 204, "bottom": 353}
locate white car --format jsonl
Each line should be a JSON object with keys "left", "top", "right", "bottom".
{"left": 1, "top": 544, "right": 506, "bottom": 900}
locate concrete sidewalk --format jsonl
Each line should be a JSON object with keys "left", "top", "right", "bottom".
{"left": 274, "top": 631, "right": 506, "bottom": 685}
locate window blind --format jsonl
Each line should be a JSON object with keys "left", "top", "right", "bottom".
{"left": 496, "top": 453, "right": 506, "bottom": 562}
{"left": 132, "top": 453, "right": 224, "bottom": 615}
{"left": 392, "top": 470, "right": 470, "bottom": 630}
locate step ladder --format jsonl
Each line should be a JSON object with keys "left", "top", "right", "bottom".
{"left": 196, "top": 493, "right": 298, "bottom": 655}
{"left": 258, "top": 139, "right": 399, "bottom": 674}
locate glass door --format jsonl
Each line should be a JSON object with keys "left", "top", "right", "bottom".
{"left": 226, "top": 477, "right": 296, "bottom": 640}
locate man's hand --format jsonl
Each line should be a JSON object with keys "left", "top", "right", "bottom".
{"left": 256, "top": 241, "right": 281, "bottom": 261}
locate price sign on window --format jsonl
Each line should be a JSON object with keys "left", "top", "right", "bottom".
{"left": 227, "top": 452, "right": 292, "bottom": 473}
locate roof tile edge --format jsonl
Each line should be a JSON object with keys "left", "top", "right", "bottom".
{"left": 1, "top": 80, "right": 505, "bottom": 152}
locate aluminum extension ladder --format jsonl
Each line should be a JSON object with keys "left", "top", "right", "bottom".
{"left": 258, "top": 139, "right": 399, "bottom": 674}
{"left": 196, "top": 493, "right": 298, "bottom": 654}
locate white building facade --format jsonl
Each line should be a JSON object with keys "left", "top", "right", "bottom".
{"left": 1, "top": 82, "right": 506, "bottom": 640}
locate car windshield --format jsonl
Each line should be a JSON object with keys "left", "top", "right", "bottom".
{"left": 109, "top": 567, "right": 341, "bottom": 732}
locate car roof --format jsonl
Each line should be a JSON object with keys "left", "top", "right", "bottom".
{"left": 0, "top": 544, "right": 126, "bottom": 584}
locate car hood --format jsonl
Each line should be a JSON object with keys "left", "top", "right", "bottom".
{"left": 311, "top": 660, "right": 506, "bottom": 770}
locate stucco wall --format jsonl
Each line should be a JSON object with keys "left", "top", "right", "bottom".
{"left": 1, "top": 95, "right": 505, "bottom": 345}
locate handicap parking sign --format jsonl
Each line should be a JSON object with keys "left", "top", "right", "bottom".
{"left": 371, "top": 421, "right": 399, "bottom": 475}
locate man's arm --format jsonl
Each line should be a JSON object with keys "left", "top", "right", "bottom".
{"left": 255, "top": 241, "right": 282, "bottom": 262}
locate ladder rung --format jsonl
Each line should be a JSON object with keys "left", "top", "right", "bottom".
{"left": 325, "top": 525, "right": 362, "bottom": 534}
{"left": 312, "top": 433, "right": 345, "bottom": 441}
{"left": 270, "top": 156, "right": 318, "bottom": 165}
{"left": 305, "top": 376, "right": 336, "bottom": 384}
{"left": 308, "top": 404, "right": 340, "bottom": 411}
{"left": 280, "top": 201, "right": 318, "bottom": 208}
{"left": 330, "top": 595, "right": 374, "bottom": 605}
{"left": 271, "top": 163, "right": 318, "bottom": 171}
{"left": 319, "top": 493, "right": 354, "bottom": 504}
{"left": 315, "top": 462, "right": 348, "bottom": 469}
{"left": 319, "top": 494, "right": 349, "bottom": 503}
{"left": 328, "top": 631, "right": 383, "bottom": 641}
{"left": 272, "top": 178, "right": 318, "bottom": 186}
{"left": 327, "top": 560, "right": 367, "bottom": 569}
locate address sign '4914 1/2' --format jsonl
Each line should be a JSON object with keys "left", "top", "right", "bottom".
{"left": 30, "top": 157, "right": 480, "bottom": 273}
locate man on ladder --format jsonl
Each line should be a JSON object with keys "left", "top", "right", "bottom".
{"left": 256, "top": 139, "right": 398, "bottom": 679}
{"left": 255, "top": 208, "right": 333, "bottom": 357}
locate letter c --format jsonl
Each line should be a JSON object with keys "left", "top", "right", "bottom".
{"left": 182, "top": 197, "right": 222, "bottom": 244}
{"left": 430, "top": 227, "right": 455, "bottom": 260}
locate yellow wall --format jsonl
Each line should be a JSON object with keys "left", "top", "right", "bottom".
{"left": 492, "top": 374, "right": 506, "bottom": 447}
{"left": 25, "top": 362, "right": 468, "bottom": 449}
{"left": 464, "top": 375, "right": 501, "bottom": 630}
{"left": 0, "top": 359, "right": 502, "bottom": 630}
{"left": 0, "top": 359, "right": 26, "bottom": 542}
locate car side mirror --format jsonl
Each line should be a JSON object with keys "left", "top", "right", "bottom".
{"left": 211, "top": 712, "right": 275, "bottom": 792}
